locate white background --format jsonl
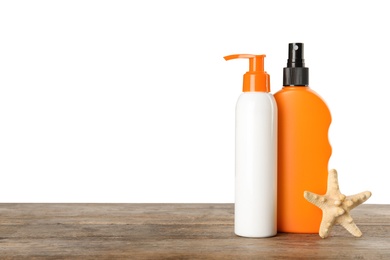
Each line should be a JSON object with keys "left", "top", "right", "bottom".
{"left": 0, "top": 0, "right": 388, "bottom": 203}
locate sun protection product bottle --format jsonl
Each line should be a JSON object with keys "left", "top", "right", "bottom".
{"left": 274, "top": 43, "right": 332, "bottom": 233}
{"left": 224, "top": 54, "right": 277, "bottom": 238}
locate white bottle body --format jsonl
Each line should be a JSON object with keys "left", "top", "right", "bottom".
{"left": 235, "top": 92, "right": 277, "bottom": 237}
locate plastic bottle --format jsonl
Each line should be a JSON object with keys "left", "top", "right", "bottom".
{"left": 274, "top": 43, "right": 332, "bottom": 233}
{"left": 224, "top": 54, "right": 277, "bottom": 238}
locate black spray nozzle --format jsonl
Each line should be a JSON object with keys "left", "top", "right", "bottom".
{"left": 287, "top": 43, "right": 305, "bottom": 68}
{"left": 283, "top": 42, "right": 309, "bottom": 86}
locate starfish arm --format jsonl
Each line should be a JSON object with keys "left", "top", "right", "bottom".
{"left": 319, "top": 210, "right": 337, "bottom": 238}
{"left": 304, "top": 191, "right": 325, "bottom": 209}
{"left": 346, "top": 191, "right": 372, "bottom": 211}
{"left": 338, "top": 214, "right": 363, "bottom": 237}
{"left": 326, "top": 169, "right": 340, "bottom": 194}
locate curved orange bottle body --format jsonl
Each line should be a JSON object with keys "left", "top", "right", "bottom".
{"left": 274, "top": 86, "right": 332, "bottom": 233}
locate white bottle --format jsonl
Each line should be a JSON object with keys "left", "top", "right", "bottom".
{"left": 224, "top": 54, "right": 277, "bottom": 238}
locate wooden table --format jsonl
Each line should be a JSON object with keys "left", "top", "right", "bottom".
{"left": 0, "top": 204, "right": 389, "bottom": 259}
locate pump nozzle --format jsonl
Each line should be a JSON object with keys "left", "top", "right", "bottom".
{"left": 224, "top": 54, "right": 270, "bottom": 92}
{"left": 283, "top": 43, "right": 309, "bottom": 86}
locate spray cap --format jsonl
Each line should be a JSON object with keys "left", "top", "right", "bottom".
{"left": 283, "top": 43, "right": 309, "bottom": 86}
{"left": 224, "top": 54, "right": 270, "bottom": 92}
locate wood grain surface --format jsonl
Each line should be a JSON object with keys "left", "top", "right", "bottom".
{"left": 0, "top": 204, "right": 389, "bottom": 259}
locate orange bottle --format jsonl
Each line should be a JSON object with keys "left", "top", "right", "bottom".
{"left": 274, "top": 43, "right": 332, "bottom": 233}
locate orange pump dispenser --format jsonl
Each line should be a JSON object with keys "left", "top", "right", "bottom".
{"left": 224, "top": 54, "right": 270, "bottom": 92}
{"left": 274, "top": 43, "right": 332, "bottom": 233}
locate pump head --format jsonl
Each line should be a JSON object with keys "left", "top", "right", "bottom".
{"left": 224, "top": 54, "right": 270, "bottom": 92}
{"left": 283, "top": 43, "right": 309, "bottom": 86}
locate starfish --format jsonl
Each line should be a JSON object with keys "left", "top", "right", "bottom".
{"left": 304, "top": 169, "right": 372, "bottom": 238}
